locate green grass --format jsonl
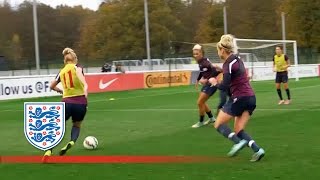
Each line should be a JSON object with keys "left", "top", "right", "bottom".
{"left": 1, "top": 78, "right": 320, "bottom": 179}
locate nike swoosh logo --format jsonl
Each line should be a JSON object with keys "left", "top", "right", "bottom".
{"left": 99, "top": 78, "right": 118, "bottom": 89}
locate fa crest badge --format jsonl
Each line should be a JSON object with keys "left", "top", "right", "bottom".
{"left": 24, "top": 102, "right": 65, "bottom": 151}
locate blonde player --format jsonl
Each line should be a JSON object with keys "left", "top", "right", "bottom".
{"left": 209, "top": 34, "right": 265, "bottom": 162}
{"left": 192, "top": 44, "right": 222, "bottom": 128}
{"left": 43, "top": 48, "right": 88, "bottom": 160}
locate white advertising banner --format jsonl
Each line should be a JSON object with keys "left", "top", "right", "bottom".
{"left": 249, "top": 64, "right": 319, "bottom": 81}
{"left": 289, "top": 65, "right": 319, "bottom": 78}
{"left": 0, "top": 64, "right": 318, "bottom": 100}
{"left": 0, "top": 75, "right": 60, "bottom": 100}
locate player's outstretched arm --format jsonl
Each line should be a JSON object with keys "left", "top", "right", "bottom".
{"left": 50, "top": 80, "right": 62, "bottom": 94}
{"left": 209, "top": 73, "right": 231, "bottom": 90}
{"left": 213, "top": 64, "right": 223, "bottom": 72}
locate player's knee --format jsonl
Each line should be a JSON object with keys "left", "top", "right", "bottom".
{"left": 73, "top": 121, "right": 81, "bottom": 128}
{"left": 197, "top": 99, "right": 204, "bottom": 106}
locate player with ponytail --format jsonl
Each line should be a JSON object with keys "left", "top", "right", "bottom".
{"left": 43, "top": 48, "right": 88, "bottom": 161}
{"left": 209, "top": 35, "right": 265, "bottom": 162}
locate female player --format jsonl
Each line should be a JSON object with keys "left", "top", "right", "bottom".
{"left": 209, "top": 34, "right": 265, "bottom": 162}
{"left": 273, "top": 46, "right": 291, "bottom": 105}
{"left": 192, "top": 44, "right": 222, "bottom": 128}
{"left": 43, "top": 48, "right": 88, "bottom": 159}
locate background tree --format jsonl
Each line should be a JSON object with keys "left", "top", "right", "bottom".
{"left": 79, "top": 0, "right": 184, "bottom": 61}
{"left": 1, "top": 0, "right": 319, "bottom": 67}
{"left": 194, "top": 2, "right": 224, "bottom": 43}
{"left": 281, "top": 0, "right": 320, "bottom": 63}
{"left": 282, "top": 0, "right": 320, "bottom": 49}
{"left": 226, "top": 0, "right": 282, "bottom": 39}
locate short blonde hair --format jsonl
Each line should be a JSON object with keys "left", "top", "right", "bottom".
{"left": 62, "top": 47, "right": 78, "bottom": 64}
{"left": 217, "top": 34, "right": 238, "bottom": 54}
{"left": 192, "top": 44, "right": 205, "bottom": 55}
{"left": 192, "top": 44, "right": 202, "bottom": 50}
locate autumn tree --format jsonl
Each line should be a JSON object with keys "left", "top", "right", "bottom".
{"left": 79, "top": 0, "right": 184, "bottom": 61}
{"left": 281, "top": 0, "right": 320, "bottom": 63}
{"left": 282, "top": 0, "right": 320, "bottom": 49}
{"left": 10, "top": 34, "right": 23, "bottom": 65}
{"left": 0, "top": 1, "right": 16, "bottom": 61}
{"left": 194, "top": 2, "right": 224, "bottom": 43}
{"left": 1, "top": 0, "right": 320, "bottom": 68}
{"left": 226, "top": 0, "right": 282, "bottom": 39}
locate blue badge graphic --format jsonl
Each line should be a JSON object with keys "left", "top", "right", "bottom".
{"left": 24, "top": 102, "right": 65, "bottom": 151}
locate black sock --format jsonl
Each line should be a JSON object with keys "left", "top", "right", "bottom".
{"left": 285, "top": 89, "right": 291, "bottom": 100}
{"left": 206, "top": 111, "right": 213, "bottom": 118}
{"left": 217, "top": 124, "right": 241, "bottom": 144}
{"left": 277, "top": 89, "right": 283, "bottom": 100}
{"left": 199, "top": 115, "right": 205, "bottom": 122}
{"left": 71, "top": 126, "right": 80, "bottom": 142}
{"left": 237, "top": 130, "right": 260, "bottom": 152}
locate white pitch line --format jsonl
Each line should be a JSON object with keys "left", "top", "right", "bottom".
{"left": 87, "top": 108, "right": 318, "bottom": 112}
{"left": 1, "top": 108, "right": 318, "bottom": 113}
{"left": 258, "top": 108, "right": 318, "bottom": 111}
{"left": 90, "top": 84, "right": 320, "bottom": 103}
{"left": 288, "top": 85, "right": 320, "bottom": 90}
{"left": 90, "top": 90, "right": 194, "bottom": 102}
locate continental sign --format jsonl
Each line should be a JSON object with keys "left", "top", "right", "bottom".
{"left": 144, "top": 71, "right": 191, "bottom": 88}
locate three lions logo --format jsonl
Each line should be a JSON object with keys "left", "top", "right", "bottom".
{"left": 24, "top": 102, "right": 65, "bottom": 151}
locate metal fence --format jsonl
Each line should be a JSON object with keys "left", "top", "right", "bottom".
{"left": 0, "top": 47, "right": 319, "bottom": 77}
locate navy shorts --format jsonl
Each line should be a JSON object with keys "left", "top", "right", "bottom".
{"left": 65, "top": 103, "right": 87, "bottom": 122}
{"left": 222, "top": 96, "right": 256, "bottom": 117}
{"left": 275, "top": 72, "right": 288, "bottom": 83}
{"left": 201, "top": 84, "right": 218, "bottom": 96}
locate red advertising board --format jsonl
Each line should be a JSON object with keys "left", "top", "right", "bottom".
{"left": 86, "top": 73, "right": 144, "bottom": 93}
{"left": 318, "top": 65, "right": 320, "bottom": 77}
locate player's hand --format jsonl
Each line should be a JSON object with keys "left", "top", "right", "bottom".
{"left": 199, "top": 78, "right": 208, "bottom": 85}
{"left": 195, "top": 81, "right": 199, "bottom": 90}
{"left": 84, "top": 90, "right": 88, "bottom": 98}
{"left": 56, "top": 89, "right": 63, "bottom": 94}
{"left": 208, "top": 78, "right": 217, "bottom": 86}
{"left": 273, "top": 67, "right": 277, "bottom": 72}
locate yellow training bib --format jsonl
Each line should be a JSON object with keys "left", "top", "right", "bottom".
{"left": 274, "top": 54, "right": 287, "bottom": 72}
{"left": 59, "top": 64, "right": 84, "bottom": 98}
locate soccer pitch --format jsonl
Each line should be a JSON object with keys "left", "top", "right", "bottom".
{"left": 0, "top": 78, "right": 319, "bottom": 179}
